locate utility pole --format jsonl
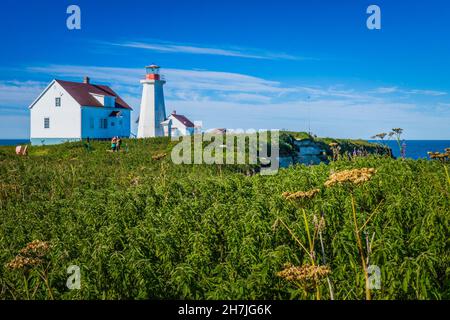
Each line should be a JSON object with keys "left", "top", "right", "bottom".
{"left": 307, "top": 96, "right": 311, "bottom": 136}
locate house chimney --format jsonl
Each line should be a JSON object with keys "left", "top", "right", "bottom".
{"left": 83, "top": 76, "right": 90, "bottom": 84}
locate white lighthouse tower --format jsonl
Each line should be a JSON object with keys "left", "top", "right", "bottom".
{"left": 137, "top": 65, "right": 167, "bottom": 138}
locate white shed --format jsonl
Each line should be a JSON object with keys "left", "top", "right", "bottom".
{"left": 162, "top": 111, "right": 196, "bottom": 137}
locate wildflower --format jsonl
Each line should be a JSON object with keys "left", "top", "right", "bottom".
{"left": 374, "top": 133, "right": 387, "bottom": 140}
{"left": 324, "top": 168, "right": 376, "bottom": 188}
{"left": 429, "top": 151, "right": 449, "bottom": 161}
{"left": 130, "top": 176, "right": 140, "bottom": 186}
{"left": 428, "top": 152, "right": 439, "bottom": 159}
{"left": 328, "top": 142, "right": 339, "bottom": 147}
{"left": 435, "top": 153, "right": 448, "bottom": 162}
{"left": 152, "top": 153, "right": 167, "bottom": 161}
{"left": 282, "top": 189, "right": 320, "bottom": 201}
{"left": 391, "top": 128, "right": 403, "bottom": 135}
{"left": 441, "top": 148, "right": 450, "bottom": 157}
{"left": 329, "top": 143, "right": 341, "bottom": 161}
{"left": 6, "top": 240, "right": 50, "bottom": 270}
{"left": 6, "top": 256, "right": 42, "bottom": 270}
{"left": 277, "top": 263, "right": 330, "bottom": 283}
{"left": 313, "top": 214, "right": 326, "bottom": 233}
{"left": 19, "top": 240, "right": 50, "bottom": 257}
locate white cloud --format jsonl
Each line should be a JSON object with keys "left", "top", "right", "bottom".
{"left": 373, "top": 87, "right": 399, "bottom": 94}
{"left": 168, "top": 98, "right": 450, "bottom": 139}
{"left": 0, "top": 80, "right": 47, "bottom": 108}
{"left": 221, "top": 93, "right": 272, "bottom": 103}
{"left": 407, "top": 89, "right": 447, "bottom": 96}
{"left": 26, "top": 65, "right": 374, "bottom": 101}
{"left": 27, "top": 64, "right": 290, "bottom": 97}
{"left": 373, "top": 86, "right": 447, "bottom": 96}
{"left": 14, "top": 64, "right": 450, "bottom": 139}
{"left": 107, "top": 40, "right": 309, "bottom": 61}
{"left": 29, "top": 65, "right": 141, "bottom": 87}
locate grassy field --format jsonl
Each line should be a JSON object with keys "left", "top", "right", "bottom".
{"left": 0, "top": 136, "right": 448, "bottom": 300}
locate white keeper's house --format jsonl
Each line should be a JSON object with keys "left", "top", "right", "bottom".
{"left": 29, "top": 77, "right": 132, "bottom": 145}
{"left": 161, "top": 110, "right": 197, "bottom": 137}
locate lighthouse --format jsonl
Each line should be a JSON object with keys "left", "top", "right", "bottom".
{"left": 137, "top": 65, "right": 167, "bottom": 138}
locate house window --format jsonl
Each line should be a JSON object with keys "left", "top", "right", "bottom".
{"left": 89, "top": 117, "right": 94, "bottom": 129}
{"left": 55, "top": 97, "right": 61, "bottom": 107}
{"left": 44, "top": 118, "right": 50, "bottom": 129}
{"left": 111, "top": 122, "right": 115, "bottom": 127}
{"left": 100, "top": 118, "right": 108, "bottom": 129}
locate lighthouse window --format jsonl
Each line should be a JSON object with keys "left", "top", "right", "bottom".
{"left": 55, "top": 97, "right": 61, "bottom": 107}
{"left": 44, "top": 118, "right": 50, "bottom": 129}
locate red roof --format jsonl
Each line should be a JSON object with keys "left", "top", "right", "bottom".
{"left": 171, "top": 114, "right": 194, "bottom": 127}
{"left": 56, "top": 80, "right": 132, "bottom": 110}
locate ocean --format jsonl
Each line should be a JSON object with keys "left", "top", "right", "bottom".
{"left": 0, "top": 139, "right": 30, "bottom": 146}
{"left": 368, "top": 140, "right": 450, "bottom": 160}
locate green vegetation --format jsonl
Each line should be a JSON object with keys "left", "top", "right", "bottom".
{"left": 0, "top": 134, "right": 448, "bottom": 300}
{"left": 282, "top": 131, "right": 392, "bottom": 157}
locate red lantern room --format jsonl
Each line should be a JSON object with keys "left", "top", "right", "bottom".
{"left": 145, "top": 65, "right": 161, "bottom": 80}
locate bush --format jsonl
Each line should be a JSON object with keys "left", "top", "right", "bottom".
{"left": 0, "top": 138, "right": 448, "bottom": 299}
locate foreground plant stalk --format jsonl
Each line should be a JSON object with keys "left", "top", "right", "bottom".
{"left": 444, "top": 165, "right": 450, "bottom": 186}
{"left": 301, "top": 208, "right": 321, "bottom": 300}
{"left": 318, "top": 227, "right": 334, "bottom": 300}
{"left": 351, "top": 193, "right": 371, "bottom": 300}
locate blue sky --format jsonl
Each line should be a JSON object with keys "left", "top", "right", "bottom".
{"left": 1, "top": 0, "right": 449, "bottom": 139}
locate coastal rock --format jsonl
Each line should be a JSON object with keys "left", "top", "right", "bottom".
{"left": 279, "top": 139, "right": 328, "bottom": 167}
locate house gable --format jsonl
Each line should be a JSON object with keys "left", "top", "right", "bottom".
{"left": 169, "top": 113, "right": 194, "bottom": 129}
{"left": 30, "top": 80, "right": 83, "bottom": 140}
{"left": 29, "top": 80, "right": 79, "bottom": 109}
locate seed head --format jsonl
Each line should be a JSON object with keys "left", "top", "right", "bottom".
{"left": 6, "top": 256, "right": 42, "bottom": 270}
{"left": 19, "top": 240, "right": 50, "bottom": 257}
{"left": 130, "top": 176, "right": 140, "bottom": 186}
{"left": 329, "top": 142, "right": 339, "bottom": 147}
{"left": 313, "top": 214, "right": 326, "bottom": 233}
{"left": 6, "top": 240, "right": 50, "bottom": 270}
{"left": 429, "top": 151, "right": 449, "bottom": 161}
{"left": 391, "top": 128, "right": 403, "bottom": 135}
{"left": 277, "top": 263, "right": 331, "bottom": 283}
{"left": 282, "top": 189, "right": 320, "bottom": 201}
{"left": 324, "top": 168, "right": 376, "bottom": 188}
{"left": 152, "top": 152, "right": 167, "bottom": 161}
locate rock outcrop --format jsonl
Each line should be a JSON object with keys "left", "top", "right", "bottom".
{"left": 279, "top": 139, "right": 328, "bottom": 167}
{"left": 294, "top": 139, "right": 328, "bottom": 165}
